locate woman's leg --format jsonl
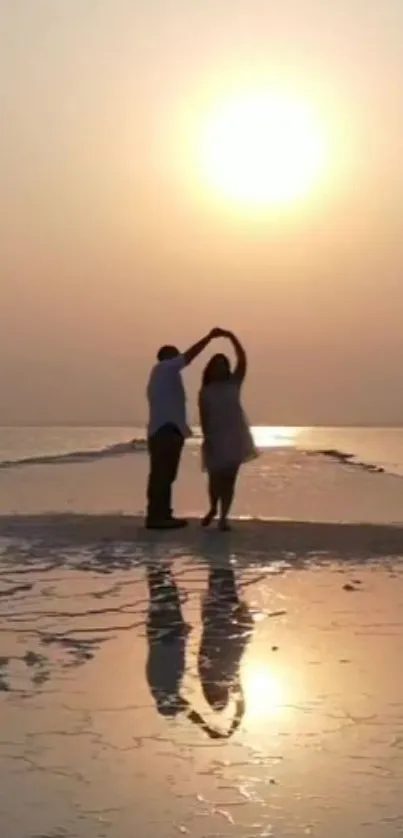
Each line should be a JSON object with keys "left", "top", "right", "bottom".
{"left": 201, "top": 471, "right": 220, "bottom": 527}
{"left": 218, "top": 467, "right": 239, "bottom": 530}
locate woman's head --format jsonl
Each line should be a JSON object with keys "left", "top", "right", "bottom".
{"left": 202, "top": 353, "right": 231, "bottom": 387}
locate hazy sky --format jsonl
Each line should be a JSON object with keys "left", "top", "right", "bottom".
{"left": 1, "top": 0, "right": 403, "bottom": 425}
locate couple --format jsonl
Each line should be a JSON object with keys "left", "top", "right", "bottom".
{"left": 146, "top": 558, "right": 253, "bottom": 736}
{"left": 146, "top": 327, "right": 257, "bottom": 530}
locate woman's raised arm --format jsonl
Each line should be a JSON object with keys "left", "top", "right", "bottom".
{"left": 225, "top": 331, "right": 247, "bottom": 383}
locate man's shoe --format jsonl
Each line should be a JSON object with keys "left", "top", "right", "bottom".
{"left": 169, "top": 517, "right": 189, "bottom": 529}
{"left": 145, "top": 518, "right": 188, "bottom": 530}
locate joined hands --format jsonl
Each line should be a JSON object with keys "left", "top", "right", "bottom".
{"left": 209, "top": 327, "right": 232, "bottom": 339}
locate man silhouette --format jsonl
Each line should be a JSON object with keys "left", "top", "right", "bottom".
{"left": 146, "top": 328, "right": 223, "bottom": 529}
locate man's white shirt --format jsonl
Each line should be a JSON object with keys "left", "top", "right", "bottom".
{"left": 147, "top": 355, "right": 191, "bottom": 438}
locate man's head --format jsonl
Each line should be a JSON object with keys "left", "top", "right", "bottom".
{"left": 157, "top": 345, "right": 180, "bottom": 362}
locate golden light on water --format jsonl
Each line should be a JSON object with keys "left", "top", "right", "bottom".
{"left": 243, "top": 662, "right": 286, "bottom": 719}
{"left": 200, "top": 91, "right": 328, "bottom": 209}
{"left": 251, "top": 426, "right": 302, "bottom": 448}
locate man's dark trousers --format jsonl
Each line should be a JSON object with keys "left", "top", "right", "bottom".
{"left": 146, "top": 423, "right": 185, "bottom": 522}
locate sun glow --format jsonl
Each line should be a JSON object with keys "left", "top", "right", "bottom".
{"left": 251, "top": 426, "right": 301, "bottom": 449}
{"left": 200, "top": 91, "right": 328, "bottom": 209}
{"left": 244, "top": 664, "right": 286, "bottom": 719}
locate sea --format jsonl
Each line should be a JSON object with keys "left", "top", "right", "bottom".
{"left": 1, "top": 425, "right": 403, "bottom": 475}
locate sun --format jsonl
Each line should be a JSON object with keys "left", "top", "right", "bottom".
{"left": 200, "top": 91, "right": 327, "bottom": 209}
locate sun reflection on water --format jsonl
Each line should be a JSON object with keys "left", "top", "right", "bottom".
{"left": 243, "top": 661, "right": 286, "bottom": 720}
{"left": 251, "top": 426, "right": 302, "bottom": 449}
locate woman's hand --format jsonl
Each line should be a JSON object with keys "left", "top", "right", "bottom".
{"left": 209, "top": 327, "right": 227, "bottom": 339}
{"left": 224, "top": 332, "right": 247, "bottom": 382}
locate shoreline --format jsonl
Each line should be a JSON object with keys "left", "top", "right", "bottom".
{"left": 1, "top": 514, "right": 403, "bottom": 559}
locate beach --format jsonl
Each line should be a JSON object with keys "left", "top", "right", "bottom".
{"left": 1, "top": 428, "right": 403, "bottom": 836}
{"left": 2, "top": 0, "right": 403, "bottom": 835}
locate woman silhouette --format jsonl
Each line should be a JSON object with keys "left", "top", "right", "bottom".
{"left": 199, "top": 330, "right": 257, "bottom": 530}
{"left": 198, "top": 563, "right": 253, "bottom": 735}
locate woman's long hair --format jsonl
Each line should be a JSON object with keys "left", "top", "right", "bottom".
{"left": 201, "top": 353, "right": 231, "bottom": 388}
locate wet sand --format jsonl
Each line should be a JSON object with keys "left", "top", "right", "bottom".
{"left": 2, "top": 513, "right": 403, "bottom": 559}
{"left": 1, "top": 538, "right": 403, "bottom": 837}
{"left": 1, "top": 448, "right": 403, "bottom": 835}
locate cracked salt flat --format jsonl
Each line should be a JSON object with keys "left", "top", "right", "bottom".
{"left": 1, "top": 534, "right": 403, "bottom": 837}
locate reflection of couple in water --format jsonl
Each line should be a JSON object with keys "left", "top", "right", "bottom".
{"left": 146, "top": 559, "right": 253, "bottom": 738}
{"left": 146, "top": 327, "right": 257, "bottom": 531}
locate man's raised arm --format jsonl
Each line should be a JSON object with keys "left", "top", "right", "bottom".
{"left": 182, "top": 328, "right": 223, "bottom": 366}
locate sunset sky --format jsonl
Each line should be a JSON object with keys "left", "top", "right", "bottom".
{"left": 1, "top": 0, "right": 403, "bottom": 425}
